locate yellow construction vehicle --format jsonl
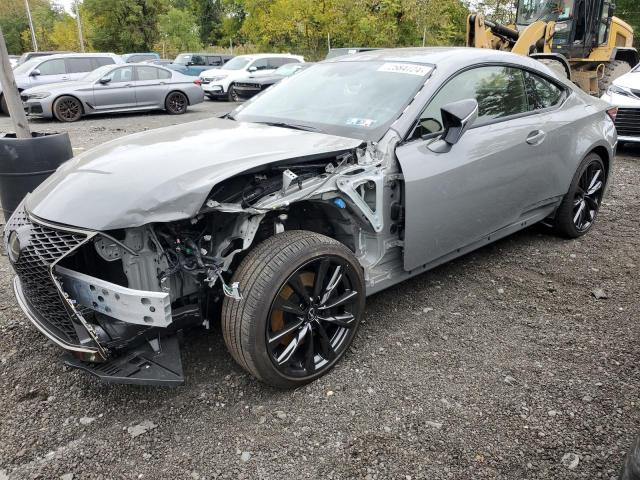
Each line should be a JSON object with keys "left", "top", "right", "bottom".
{"left": 467, "top": 0, "right": 638, "bottom": 95}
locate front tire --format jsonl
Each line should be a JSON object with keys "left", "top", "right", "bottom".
{"left": 227, "top": 84, "right": 239, "bottom": 102}
{"left": 165, "top": 91, "right": 188, "bottom": 114}
{"left": 554, "top": 152, "right": 606, "bottom": 238}
{"left": 53, "top": 96, "right": 82, "bottom": 122}
{"left": 221, "top": 231, "right": 365, "bottom": 388}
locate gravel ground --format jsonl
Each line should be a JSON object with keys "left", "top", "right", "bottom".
{"left": 0, "top": 102, "right": 639, "bottom": 479}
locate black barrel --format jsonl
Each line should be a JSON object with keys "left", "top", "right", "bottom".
{"left": 0, "top": 132, "right": 73, "bottom": 221}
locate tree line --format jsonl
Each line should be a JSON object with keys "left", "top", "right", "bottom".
{"left": 1, "top": 0, "right": 638, "bottom": 60}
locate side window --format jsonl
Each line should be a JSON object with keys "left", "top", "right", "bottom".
{"left": 251, "top": 58, "right": 269, "bottom": 71}
{"left": 414, "top": 66, "right": 529, "bottom": 137}
{"left": 158, "top": 68, "right": 172, "bottom": 80}
{"left": 267, "top": 58, "right": 284, "bottom": 69}
{"left": 136, "top": 66, "right": 159, "bottom": 81}
{"left": 101, "top": 66, "right": 134, "bottom": 84}
{"left": 190, "top": 55, "right": 205, "bottom": 66}
{"left": 37, "top": 59, "right": 66, "bottom": 75}
{"left": 524, "top": 71, "right": 566, "bottom": 110}
{"left": 280, "top": 57, "right": 298, "bottom": 66}
{"left": 66, "top": 58, "right": 94, "bottom": 74}
{"left": 206, "top": 56, "right": 221, "bottom": 66}
{"left": 92, "top": 57, "right": 115, "bottom": 68}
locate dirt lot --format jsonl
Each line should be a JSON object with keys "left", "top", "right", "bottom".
{"left": 0, "top": 102, "right": 639, "bottom": 479}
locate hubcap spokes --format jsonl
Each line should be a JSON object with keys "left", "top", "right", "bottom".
{"left": 267, "top": 257, "right": 360, "bottom": 377}
{"left": 60, "top": 100, "right": 79, "bottom": 119}
{"left": 573, "top": 163, "right": 603, "bottom": 231}
{"left": 170, "top": 95, "right": 185, "bottom": 112}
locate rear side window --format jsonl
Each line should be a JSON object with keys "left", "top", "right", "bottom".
{"left": 190, "top": 55, "right": 205, "bottom": 66}
{"left": 37, "top": 59, "right": 66, "bottom": 75}
{"left": 158, "top": 68, "right": 171, "bottom": 79}
{"left": 136, "top": 66, "right": 159, "bottom": 81}
{"left": 415, "top": 66, "right": 529, "bottom": 136}
{"left": 206, "top": 56, "right": 222, "bottom": 66}
{"left": 66, "top": 57, "right": 94, "bottom": 74}
{"left": 524, "top": 71, "right": 566, "bottom": 110}
{"left": 92, "top": 57, "right": 115, "bottom": 68}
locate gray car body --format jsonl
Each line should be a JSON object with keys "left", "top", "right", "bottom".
{"left": 25, "top": 47, "right": 615, "bottom": 291}
{"left": 1, "top": 53, "right": 123, "bottom": 97}
{"left": 21, "top": 64, "right": 204, "bottom": 119}
{"left": 8, "top": 48, "right": 616, "bottom": 366}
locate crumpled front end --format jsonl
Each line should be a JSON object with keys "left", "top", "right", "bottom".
{"left": 4, "top": 202, "right": 184, "bottom": 385}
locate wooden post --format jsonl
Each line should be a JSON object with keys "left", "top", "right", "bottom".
{"left": 0, "top": 27, "right": 32, "bottom": 139}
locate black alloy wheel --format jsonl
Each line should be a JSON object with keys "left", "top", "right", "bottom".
{"left": 165, "top": 91, "right": 188, "bottom": 114}
{"left": 221, "top": 230, "right": 365, "bottom": 388}
{"left": 266, "top": 255, "right": 361, "bottom": 378}
{"left": 53, "top": 96, "right": 82, "bottom": 122}
{"left": 572, "top": 159, "right": 604, "bottom": 232}
{"left": 554, "top": 152, "right": 606, "bottom": 238}
{"left": 228, "top": 84, "right": 239, "bottom": 102}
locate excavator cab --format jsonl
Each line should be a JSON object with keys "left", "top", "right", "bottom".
{"left": 467, "top": 0, "right": 638, "bottom": 95}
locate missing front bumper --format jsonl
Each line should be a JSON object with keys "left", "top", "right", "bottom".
{"left": 63, "top": 334, "right": 184, "bottom": 386}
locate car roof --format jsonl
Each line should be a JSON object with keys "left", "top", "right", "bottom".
{"left": 235, "top": 53, "right": 301, "bottom": 59}
{"left": 35, "top": 52, "right": 119, "bottom": 60}
{"left": 328, "top": 47, "right": 544, "bottom": 69}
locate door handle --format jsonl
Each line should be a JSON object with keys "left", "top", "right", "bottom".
{"left": 526, "top": 130, "right": 546, "bottom": 145}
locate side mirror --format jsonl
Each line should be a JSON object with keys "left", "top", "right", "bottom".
{"left": 186, "top": 61, "right": 194, "bottom": 66}
{"left": 30, "top": 69, "right": 41, "bottom": 77}
{"left": 248, "top": 66, "right": 257, "bottom": 72}
{"left": 428, "top": 98, "right": 478, "bottom": 153}
{"left": 98, "top": 77, "right": 112, "bottom": 84}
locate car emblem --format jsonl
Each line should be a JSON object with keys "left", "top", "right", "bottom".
{"left": 7, "top": 230, "right": 21, "bottom": 263}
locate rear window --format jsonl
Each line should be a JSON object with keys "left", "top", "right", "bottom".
{"left": 92, "top": 57, "right": 115, "bottom": 68}
{"left": 66, "top": 57, "right": 94, "bottom": 74}
{"left": 524, "top": 71, "right": 566, "bottom": 110}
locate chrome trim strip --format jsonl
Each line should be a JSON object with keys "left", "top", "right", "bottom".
{"left": 618, "top": 135, "right": 640, "bottom": 143}
{"left": 13, "top": 276, "right": 103, "bottom": 357}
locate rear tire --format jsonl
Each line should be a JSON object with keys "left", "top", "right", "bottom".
{"left": 599, "top": 60, "right": 632, "bottom": 96}
{"left": 53, "top": 96, "right": 82, "bottom": 122}
{"left": 221, "top": 230, "right": 365, "bottom": 388}
{"left": 554, "top": 152, "right": 606, "bottom": 238}
{"left": 0, "top": 94, "right": 8, "bottom": 115}
{"left": 165, "top": 91, "right": 188, "bottom": 114}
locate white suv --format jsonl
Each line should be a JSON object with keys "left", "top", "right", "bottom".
{"left": 199, "top": 53, "right": 304, "bottom": 101}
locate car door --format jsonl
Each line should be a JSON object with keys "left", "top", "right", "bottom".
{"left": 92, "top": 66, "right": 136, "bottom": 110}
{"left": 28, "top": 58, "right": 68, "bottom": 88}
{"left": 247, "top": 58, "right": 271, "bottom": 77}
{"left": 396, "top": 65, "right": 559, "bottom": 271}
{"left": 134, "top": 66, "right": 170, "bottom": 108}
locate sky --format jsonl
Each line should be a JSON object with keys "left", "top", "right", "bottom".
{"left": 52, "top": 0, "right": 76, "bottom": 14}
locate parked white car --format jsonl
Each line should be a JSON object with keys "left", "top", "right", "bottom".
{"left": 1, "top": 53, "right": 124, "bottom": 114}
{"left": 199, "top": 53, "right": 304, "bottom": 101}
{"left": 601, "top": 63, "right": 640, "bottom": 144}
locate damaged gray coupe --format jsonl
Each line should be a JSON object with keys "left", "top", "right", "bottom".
{"left": 4, "top": 48, "right": 617, "bottom": 387}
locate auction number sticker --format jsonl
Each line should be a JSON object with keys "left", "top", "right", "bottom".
{"left": 377, "top": 63, "right": 432, "bottom": 76}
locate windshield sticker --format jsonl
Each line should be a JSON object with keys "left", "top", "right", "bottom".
{"left": 377, "top": 63, "right": 432, "bottom": 76}
{"left": 346, "top": 118, "right": 376, "bottom": 128}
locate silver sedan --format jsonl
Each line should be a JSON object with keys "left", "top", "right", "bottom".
{"left": 21, "top": 64, "right": 205, "bottom": 122}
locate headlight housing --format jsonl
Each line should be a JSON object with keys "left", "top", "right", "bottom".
{"left": 27, "top": 92, "right": 51, "bottom": 99}
{"left": 607, "top": 85, "right": 631, "bottom": 97}
{"left": 210, "top": 75, "right": 227, "bottom": 82}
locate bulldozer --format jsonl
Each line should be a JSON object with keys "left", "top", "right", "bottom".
{"left": 466, "top": 0, "right": 638, "bottom": 95}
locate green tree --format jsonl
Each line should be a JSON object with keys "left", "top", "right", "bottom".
{"left": 157, "top": 7, "right": 202, "bottom": 58}
{"left": 83, "top": 0, "right": 167, "bottom": 52}
{"left": 615, "top": 0, "right": 639, "bottom": 47}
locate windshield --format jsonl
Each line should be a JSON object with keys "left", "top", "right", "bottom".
{"left": 274, "top": 63, "right": 304, "bottom": 76}
{"left": 516, "top": 0, "right": 574, "bottom": 24}
{"left": 13, "top": 58, "right": 41, "bottom": 75}
{"left": 82, "top": 65, "right": 115, "bottom": 82}
{"left": 233, "top": 61, "right": 432, "bottom": 141}
{"left": 222, "top": 57, "right": 251, "bottom": 70}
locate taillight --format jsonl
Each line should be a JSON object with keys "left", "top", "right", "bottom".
{"left": 194, "top": 79, "right": 202, "bottom": 86}
{"left": 606, "top": 107, "right": 618, "bottom": 122}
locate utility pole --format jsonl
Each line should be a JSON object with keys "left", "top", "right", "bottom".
{"left": 0, "top": 28, "right": 31, "bottom": 138}
{"left": 75, "top": 1, "right": 85, "bottom": 53}
{"left": 24, "top": 0, "right": 38, "bottom": 52}
{"left": 422, "top": 26, "right": 427, "bottom": 47}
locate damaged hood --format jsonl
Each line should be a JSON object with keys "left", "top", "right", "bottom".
{"left": 26, "top": 117, "right": 362, "bottom": 231}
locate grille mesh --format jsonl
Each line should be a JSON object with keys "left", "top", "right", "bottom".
{"left": 5, "top": 206, "right": 88, "bottom": 345}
